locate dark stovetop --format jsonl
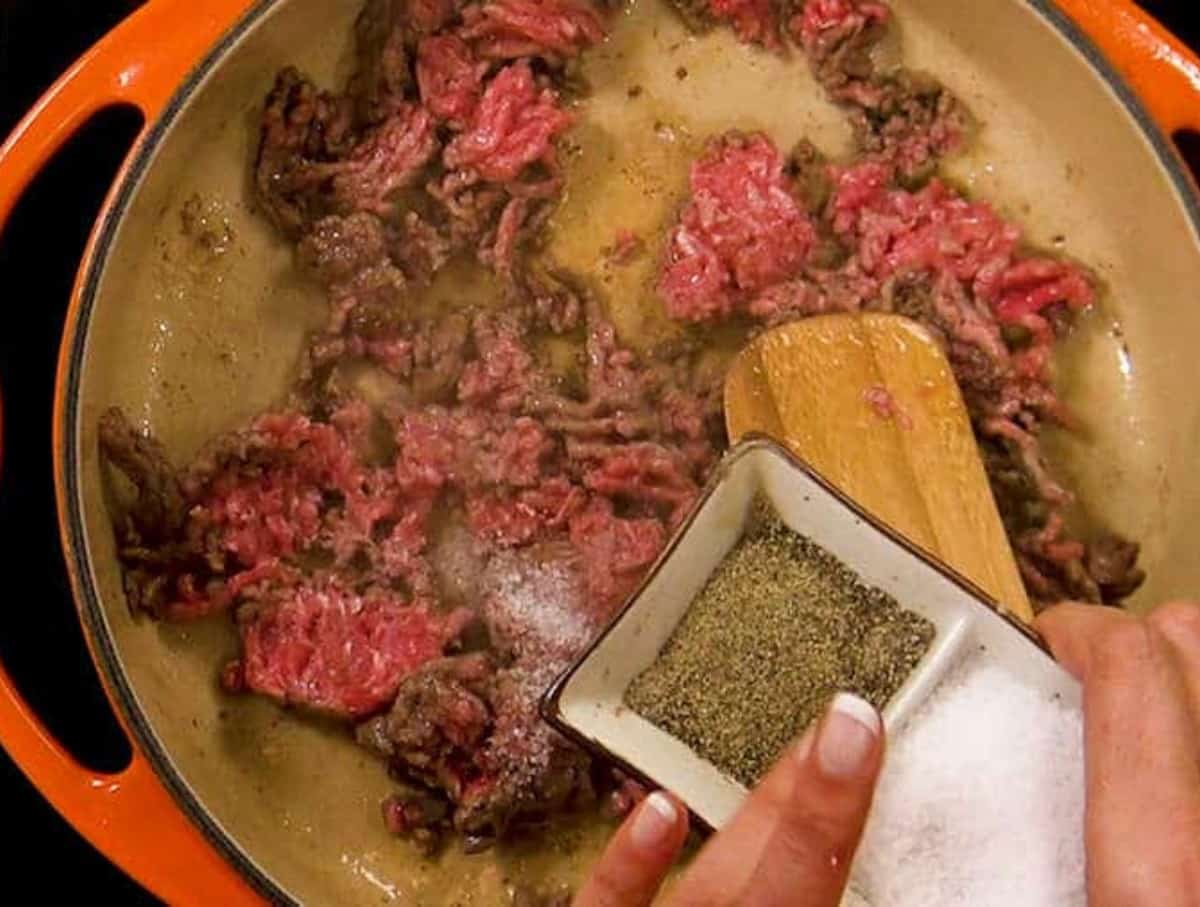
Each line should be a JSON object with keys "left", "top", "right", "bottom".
{"left": 0, "top": 1, "right": 1196, "bottom": 901}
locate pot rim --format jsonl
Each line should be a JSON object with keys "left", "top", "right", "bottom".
{"left": 54, "top": 1, "right": 1200, "bottom": 901}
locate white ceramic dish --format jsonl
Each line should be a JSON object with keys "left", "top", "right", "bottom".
{"left": 542, "top": 436, "right": 1081, "bottom": 830}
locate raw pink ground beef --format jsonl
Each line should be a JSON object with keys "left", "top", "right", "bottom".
{"left": 568, "top": 498, "right": 666, "bottom": 609}
{"left": 830, "top": 161, "right": 1095, "bottom": 323}
{"left": 658, "top": 133, "right": 817, "bottom": 321}
{"left": 661, "top": 137, "right": 1095, "bottom": 332}
{"left": 234, "top": 578, "right": 471, "bottom": 718}
{"left": 443, "top": 62, "right": 574, "bottom": 183}
{"left": 794, "top": 0, "right": 889, "bottom": 50}
{"left": 417, "top": 35, "right": 488, "bottom": 125}
{"left": 460, "top": 0, "right": 606, "bottom": 61}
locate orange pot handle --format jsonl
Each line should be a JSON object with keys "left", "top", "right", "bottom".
{"left": 0, "top": 0, "right": 264, "bottom": 904}
{"left": 1057, "top": 0, "right": 1200, "bottom": 136}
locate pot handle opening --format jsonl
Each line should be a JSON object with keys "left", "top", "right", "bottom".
{"left": 1056, "top": 0, "right": 1200, "bottom": 140}
{"left": 0, "top": 1, "right": 263, "bottom": 904}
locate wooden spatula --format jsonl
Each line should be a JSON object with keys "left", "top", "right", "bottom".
{"left": 725, "top": 313, "right": 1033, "bottom": 623}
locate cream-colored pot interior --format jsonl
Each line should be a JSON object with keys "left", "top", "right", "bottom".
{"left": 66, "top": 0, "right": 1200, "bottom": 902}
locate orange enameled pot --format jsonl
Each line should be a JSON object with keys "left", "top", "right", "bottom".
{"left": 1, "top": 0, "right": 1200, "bottom": 903}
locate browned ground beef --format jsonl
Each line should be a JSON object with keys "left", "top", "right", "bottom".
{"left": 99, "top": 0, "right": 1143, "bottom": 858}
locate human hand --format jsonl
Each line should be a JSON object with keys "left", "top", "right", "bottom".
{"left": 574, "top": 693, "right": 884, "bottom": 907}
{"left": 1035, "top": 601, "right": 1200, "bottom": 906}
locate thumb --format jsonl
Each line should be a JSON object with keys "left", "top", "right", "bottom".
{"left": 573, "top": 792, "right": 690, "bottom": 907}
{"left": 734, "top": 693, "right": 884, "bottom": 907}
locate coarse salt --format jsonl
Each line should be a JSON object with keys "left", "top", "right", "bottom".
{"left": 846, "top": 655, "right": 1086, "bottom": 907}
{"left": 488, "top": 555, "right": 594, "bottom": 656}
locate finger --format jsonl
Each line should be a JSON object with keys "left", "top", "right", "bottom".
{"left": 668, "top": 695, "right": 883, "bottom": 907}
{"left": 1148, "top": 601, "right": 1200, "bottom": 726}
{"left": 1034, "top": 601, "right": 1126, "bottom": 680}
{"left": 1037, "top": 603, "right": 1200, "bottom": 904}
{"left": 664, "top": 728, "right": 818, "bottom": 903}
{"left": 574, "top": 792, "right": 689, "bottom": 907}
{"left": 734, "top": 694, "right": 883, "bottom": 907}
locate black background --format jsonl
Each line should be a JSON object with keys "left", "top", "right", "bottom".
{"left": 0, "top": 1, "right": 1197, "bottom": 901}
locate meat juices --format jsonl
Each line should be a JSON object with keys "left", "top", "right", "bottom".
{"left": 99, "top": 0, "right": 1143, "bottom": 858}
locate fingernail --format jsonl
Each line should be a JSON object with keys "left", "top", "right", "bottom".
{"left": 816, "top": 693, "right": 881, "bottom": 779}
{"left": 630, "top": 792, "right": 678, "bottom": 850}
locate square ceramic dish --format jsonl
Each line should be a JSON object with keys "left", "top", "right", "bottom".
{"left": 541, "top": 436, "right": 1080, "bottom": 830}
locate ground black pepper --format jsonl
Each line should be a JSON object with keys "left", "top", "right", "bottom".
{"left": 625, "top": 501, "right": 935, "bottom": 787}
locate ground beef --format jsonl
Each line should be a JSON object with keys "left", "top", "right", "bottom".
{"left": 394, "top": 406, "right": 557, "bottom": 491}
{"left": 456, "top": 659, "right": 594, "bottom": 835}
{"left": 458, "top": 311, "right": 541, "bottom": 410}
{"left": 255, "top": 69, "right": 357, "bottom": 237}
{"left": 467, "top": 478, "right": 587, "bottom": 547}
{"left": 357, "top": 652, "right": 496, "bottom": 829}
{"left": 349, "top": 0, "right": 416, "bottom": 123}
{"left": 603, "top": 229, "right": 645, "bottom": 266}
{"left": 829, "top": 161, "right": 1095, "bottom": 323}
{"left": 658, "top": 132, "right": 816, "bottom": 321}
{"left": 791, "top": 0, "right": 888, "bottom": 62}
{"left": 331, "top": 103, "right": 441, "bottom": 218}
{"left": 1085, "top": 534, "right": 1147, "bottom": 602}
{"left": 229, "top": 576, "right": 473, "bottom": 718}
{"left": 98, "top": 408, "right": 188, "bottom": 547}
{"left": 459, "top": 0, "right": 606, "bottom": 63}
{"left": 299, "top": 211, "right": 393, "bottom": 289}
{"left": 417, "top": 34, "right": 488, "bottom": 125}
{"left": 568, "top": 498, "right": 667, "bottom": 610}
{"left": 842, "top": 71, "right": 971, "bottom": 184}
{"left": 443, "top": 62, "right": 574, "bottom": 183}
{"left": 574, "top": 441, "right": 699, "bottom": 526}
{"left": 512, "top": 262, "right": 586, "bottom": 333}
{"left": 359, "top": 548, "right": 600, "bottom": 843}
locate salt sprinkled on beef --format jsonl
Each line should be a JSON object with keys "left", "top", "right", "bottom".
{"left": 483, "top": 549, "right": 596, "bottom": 659}
{"left": 465, "top": 660, "right": 593, "bottom": 817}
{"left": 365, "top": 550, "right": 599, "bottom": 842}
